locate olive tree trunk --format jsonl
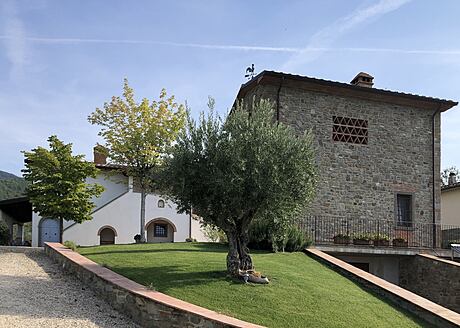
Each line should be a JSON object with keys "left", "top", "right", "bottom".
{"left": 225, "top": 228, "right": 254, "bottom": 276}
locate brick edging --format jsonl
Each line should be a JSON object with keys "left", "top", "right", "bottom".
{"left": 305, "top": 248, "right": 460, "bottom": 328}
{"left": 44, "top": 242, "right": 264, "bottom": 328}
{"left": 418, "top": 253, "right": 460, "bottom": 267}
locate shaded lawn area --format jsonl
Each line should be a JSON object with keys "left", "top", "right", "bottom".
{"left": 78, "top": 242, "right": 429, "bottom": 328}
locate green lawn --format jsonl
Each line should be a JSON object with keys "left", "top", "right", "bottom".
{"left": 78, "top": 243, "right": 429, "bottom": 328}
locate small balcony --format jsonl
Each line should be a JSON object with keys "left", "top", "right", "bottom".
{"left": 297, "top": 216, "right": 460, "bottom": 250}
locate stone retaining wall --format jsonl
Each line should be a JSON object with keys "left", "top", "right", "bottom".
{"left": 305, "top": 248, "right": 460, "bottom": 328}
{"left": 44, "top": 242, "right": 264, "bottom": 328}
{"left": 400, "top": 254, "right": 460, "bottom": 313}
{"left": 0, "top": 245, "right": 43, "bottom": 253}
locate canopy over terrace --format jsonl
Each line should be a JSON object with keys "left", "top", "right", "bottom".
{"left": 0, "top": 196, "right": 32, "bottom": 245}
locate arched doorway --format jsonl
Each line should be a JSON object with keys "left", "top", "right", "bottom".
{"left": 39, "top": 218, "right": 60, "bottom": 246}
{"left": 98, "top": 226, "right": 117, "bottom": 245}
{"left": 145, "top": 218, "right": 176, "bottom": 243}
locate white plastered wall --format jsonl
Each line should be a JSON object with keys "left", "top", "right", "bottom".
{"left": 32, "top": 171, "right": 208, "bottom": 246}
{"left": 441, "top": 188, "right": 460, "bottom": 226}
{"left": 333, "top": 254, "right": 401, "bottom": 285}
{"left": 62, "top": 191, "right": 193, "bottom": 246}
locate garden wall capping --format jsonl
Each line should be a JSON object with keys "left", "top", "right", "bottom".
{"left": 44, "top": 242, "right": 264, "bottom": 328}
{"left": 305, "top": 248, "right": 460, "bottom": 328}
{"left": 0, "top": 245, "right": 44, "bottom": 253}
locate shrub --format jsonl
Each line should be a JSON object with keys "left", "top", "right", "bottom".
{"left": 248, "top": 220, "right": 273, "bottom": 251}
{"left": 63, "top": 240, "right": 77, "bottom": 251}
{"left": 371, "top": 234, "right": 390, "bottom": 241}
{"left": 352, "top": 233, "right": 372, "bottom": 241}
{"left": 0, "top": 220, "right": 10, "bottom": 245}
{"left": 134, "top": 234, "right": 142, "bottom": 243}
{"left": 248, "top": 220, "right": 311, "bottom": 252}
{"left": 201, "top": 224, "right": 227, "bottom": 243}
{"left": 283, "top": 225, "right": 311, "bottom": 252}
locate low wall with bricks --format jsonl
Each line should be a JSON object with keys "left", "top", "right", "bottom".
{"left": 305, "top": 248, "right": 460, "bottom": 328}
{"left": 44, "top": 242, "right": 263, "bottom": 328}
{"left": 400, "top": 254, "right": 460, "bottom": 314}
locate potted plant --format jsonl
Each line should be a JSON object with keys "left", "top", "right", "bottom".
{"left": 352, "top": 233, "right": 372, "bottom": 246}
{"left": 372, "top": 234, "right": 390, "bottom": 247}
{"left": 333, "top": 233, "right": 351, "bottom": 245}
{"left": 134, "top": 234, "right": 142, "bottom": 243}
{"left": 392, "top": 237, "right": 408, "bottom": 247}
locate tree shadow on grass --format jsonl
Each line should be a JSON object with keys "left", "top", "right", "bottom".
{"left": 106, "top": 264, "right": 243, "bottom": 293}
{"left": 78, "top": 243, "right": 231, "bottom": 257}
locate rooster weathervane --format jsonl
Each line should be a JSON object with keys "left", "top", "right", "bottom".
{"left": 245, "top": 64, "right": 255, "bottom": 80}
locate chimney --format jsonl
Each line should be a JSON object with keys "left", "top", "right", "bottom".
{"left": 448, "top": 172, "right": 457, "bottom": 186}
{"left": 350, "top": 72, "right": 374, "bottom": 88}
{"left": 93, "top": 145, "right": 107, "bottom": 165}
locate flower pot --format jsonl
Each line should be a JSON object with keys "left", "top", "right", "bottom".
{"left": 373, "top": 239, "right": 390, "bottom": 247}
{"left": 353, "top": 239, "right": 372, "bottom": 246}
{"left": 333, "top": 236, "right": 350, "bottom": 245}
{"left": 393, "top": 240, "right": 408, "bottom": 247}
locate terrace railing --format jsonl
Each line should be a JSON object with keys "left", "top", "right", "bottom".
{"left": 296, "top": 216, "right": 460, "bottom": 249}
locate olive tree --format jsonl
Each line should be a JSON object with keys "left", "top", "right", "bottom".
{"left": 160, "top": 99, "right": 316, "bottom": 275}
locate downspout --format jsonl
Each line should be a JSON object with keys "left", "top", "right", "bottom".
{"left": 276, "top": 77, "right": 285, "bottom": 123}
{"left": 431, "top": 105, "right": 442, "bottom": 248}
{"left": 189, "top": 207, "right": 192, "bottom": 239}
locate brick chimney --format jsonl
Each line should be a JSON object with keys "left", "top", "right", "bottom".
{"left": 448, "top": 172, "right": 457, "bottom": 186}
{"left": 350, "top": 72, "right": 374, "bottom": 88}
{"left": 93, "top": 145, "right": 107, "bottom": 165}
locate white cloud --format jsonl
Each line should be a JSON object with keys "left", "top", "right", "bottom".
{"left": 282, "top": 0, "right": 412, "bottom": 71}
{"left": 2, "top": 34, "right": 460, "bottom": 57}
{"left": 1, "top": 1, "right": 28, "bottom": 80}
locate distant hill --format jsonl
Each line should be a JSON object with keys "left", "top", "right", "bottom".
{"left": 0, "top": 170, "right": 27, "bottom": 201}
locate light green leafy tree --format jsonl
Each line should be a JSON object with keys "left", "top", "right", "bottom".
{"left": 160, "top": 99, "right": 316, "bottom": 275}
{"left": 88, "top": 79, "right": 186, "bottom": 242}
{"left": 22, "top": 136, "right": 104, "bottom": 229}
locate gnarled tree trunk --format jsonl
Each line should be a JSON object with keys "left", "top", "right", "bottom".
{"left": 225, "top": 228, "right": 254, "bottom": 276}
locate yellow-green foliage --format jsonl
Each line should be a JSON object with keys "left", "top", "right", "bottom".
{"left": 88, "top": 79, "right": 186, "bottom": 190}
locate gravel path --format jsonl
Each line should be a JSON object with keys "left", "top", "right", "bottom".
{"left": 0, "top": 251, "right": 139, "bottom": 328}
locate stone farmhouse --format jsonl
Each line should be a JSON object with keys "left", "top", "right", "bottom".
{"left": 236, "top": 71, "right": 457, "bottom": 231}
{"left": 235, "top": 70, "right": 458, "bottom": 283}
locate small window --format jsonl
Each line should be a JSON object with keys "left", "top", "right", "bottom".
{"left": 158, "top": 199, "right": 165, "bottom": 208}
{"left": 332, "top": 116, "right": 368, "bottom": 145}
{"left": 154, "top": 223, "right": 168, "bottom": 237}
{"left": 396, "top": 194, "right": 412, "bottom": 227}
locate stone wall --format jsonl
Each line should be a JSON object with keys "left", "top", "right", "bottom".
{"left": 44, "top": 243, "right": 263, "bottom": 328}
{"left": 400, "top": 254, "right": 460, "bottom": 313}
{"left": 241, "top": 83, "right": 440, "bottom": 228}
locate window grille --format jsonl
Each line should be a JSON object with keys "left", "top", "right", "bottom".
{"left": 154, "top": 224, "right": 168, "bottom": 237}
{"left": 332, "top": 116, "right": 368, "bottom": 145}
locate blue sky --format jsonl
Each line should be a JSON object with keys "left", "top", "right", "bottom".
{"left": 1, "top": 0, "right": 459, "bottom": 175}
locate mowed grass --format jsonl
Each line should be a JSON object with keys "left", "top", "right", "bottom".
{"left": 78, "top": 243, "right": 429, "bottom": 328}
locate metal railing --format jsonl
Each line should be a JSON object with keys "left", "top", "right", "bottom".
{"left": 296, "top": 216, "right": 460, "bottom": 249}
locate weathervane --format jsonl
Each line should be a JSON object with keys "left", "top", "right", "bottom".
{"left": 245, "top": 64, "right": 255, "bottom": 80}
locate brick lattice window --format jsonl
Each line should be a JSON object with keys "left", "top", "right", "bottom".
{"left": 332, "top": 116, "right": 368, "bottom": 145}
